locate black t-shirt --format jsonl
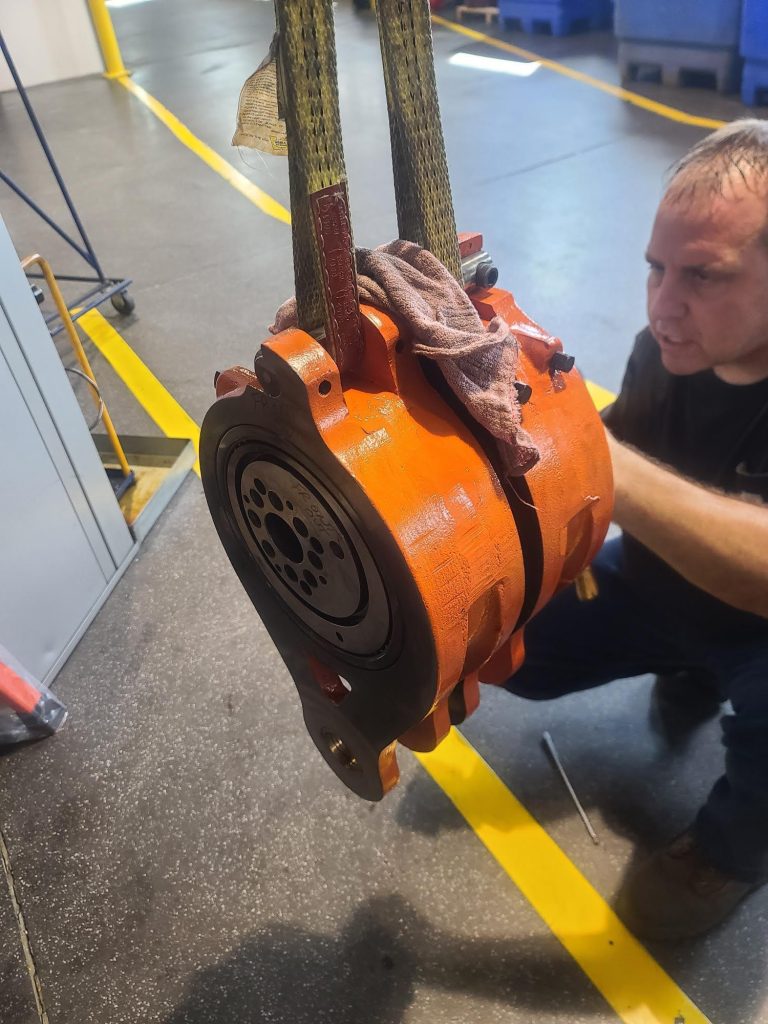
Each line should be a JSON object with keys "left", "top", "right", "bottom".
{"left": 604, "top": 327, "right": 768, "bottom": 639}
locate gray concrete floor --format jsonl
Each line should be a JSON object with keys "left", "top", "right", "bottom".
{"left": 1, "top": 2, "right": 767, "bottom": 1022}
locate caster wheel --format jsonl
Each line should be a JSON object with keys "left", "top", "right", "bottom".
{"left": 111, "top": 290, "right": 135, "bottom": 315}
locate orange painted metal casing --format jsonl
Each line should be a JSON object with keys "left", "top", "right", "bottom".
{"left": 208, "top": 282, "right": 613, "bottom": 797}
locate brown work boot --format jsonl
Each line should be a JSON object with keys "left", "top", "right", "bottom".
{"left": 615, "top": 831, "right": 761, "bottom": 942}
{"left": 649, "top": 671, "right": 722, "bottom": 745}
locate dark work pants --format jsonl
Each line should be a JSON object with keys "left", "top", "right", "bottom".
{"left": 504, "top": 537, "right": 768, "bottom": 883}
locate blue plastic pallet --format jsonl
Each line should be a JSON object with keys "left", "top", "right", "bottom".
{"left": 614, "top": 0, "right": 742, "bottom": 48}
{"left": 742, "top": 0, "right": 768, "bottom": 62}
{"left": 742, "top": 60, "right": 768, "bottom": 105}
{"left": 499, "top": 0, "right": 600, "bottom": 35}
{"left": 740, "top": 0, "right": 768, "bottom": 105}
{"left": 619, "top": 39, "right": 741, "bottom": 92}
{"left": 592, "top": 0, "right": 613, "bottom": 29}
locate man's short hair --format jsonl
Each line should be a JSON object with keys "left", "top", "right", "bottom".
{"left": 669, "top": 118, "right": 768, "bottom": 198}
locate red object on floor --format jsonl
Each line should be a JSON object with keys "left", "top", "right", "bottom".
{"left": 0, "top": 661, "right": 41, "bottom": 714}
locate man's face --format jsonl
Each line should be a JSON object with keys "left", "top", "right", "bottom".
{"left": 646, "top": 171, "right": 768, "bottom": 383}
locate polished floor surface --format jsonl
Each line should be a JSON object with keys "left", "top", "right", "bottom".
{"left": 1, "top": 4, "right": 766, "bottom": 1022}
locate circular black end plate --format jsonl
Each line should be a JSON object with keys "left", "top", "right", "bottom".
{"left": 228, "top": 444, "right": 391, "bottom": 658}
{"left": 200, "top": 383, "right": 439, "bottom": 798}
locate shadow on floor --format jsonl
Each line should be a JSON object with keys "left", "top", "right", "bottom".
{"left": 394, "top": 685, "right": 768, "bottom": 1023}
{"left": 395, "top": 746, "right": 689, "bottom": 849}
{"left": 161, "top": 894, "right": 606, "bottom": 1023}
{"left": 395, "top": 679, "right": 719, "bottom": 848}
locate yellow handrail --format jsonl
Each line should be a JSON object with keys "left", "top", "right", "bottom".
{"left": 22, "top": 254, "right": 132, "bottom": 479}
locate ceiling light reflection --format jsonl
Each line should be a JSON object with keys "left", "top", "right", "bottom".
{"left": 449, "top": 52, "right": 541, "bottom": 77}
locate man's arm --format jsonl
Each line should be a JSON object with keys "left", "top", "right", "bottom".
{"left": 606, "top": 432, "right": 768, "bottom": 619}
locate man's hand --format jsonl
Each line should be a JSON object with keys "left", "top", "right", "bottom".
{"left": 605, "top": 429, "right": 768, "bottom": 619}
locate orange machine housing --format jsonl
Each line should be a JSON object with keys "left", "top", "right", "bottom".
{"left": 201, "top": 276, "right": 613, "bottom": 800}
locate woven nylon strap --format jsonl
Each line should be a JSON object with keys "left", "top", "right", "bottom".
{"left": 274, "top": 0, "right": 355, "bottom": 338}
{"left": 274, "top": 0, "right": 461, "bottom": 346}
{"left": 375, "top": 0, "right": 462, "bottom": 282}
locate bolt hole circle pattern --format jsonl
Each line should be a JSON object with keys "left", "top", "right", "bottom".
{"left": 233, "top": 452, "right": 391, "bottom": 655}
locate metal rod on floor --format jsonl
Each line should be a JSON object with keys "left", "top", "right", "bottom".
{"left": 542, "top": 730, "right": 600, "bottom": 845}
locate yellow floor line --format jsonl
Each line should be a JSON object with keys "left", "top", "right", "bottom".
{"left": 77, "top": 309, "right": 201, "bottom": 475}
{"left": 416, "top": 731, "right": 711, "bottom": 1024}
{"left": 586, "top": 378, "right": 616, "bottom": 411}
{"left": 117, "top": 76, "right": 291, "bottom": 226}
{"left": 432, "top": 14, "right": 727, "bottom": 131}
{"left": 76, "top": 306, "right": 708, "bottom": 1023}
{"left": 113, "top": 29, "right": 726, "bottom": 241}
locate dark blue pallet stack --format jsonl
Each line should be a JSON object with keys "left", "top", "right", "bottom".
{"left": 741, "top": 0, "right": 768, "bottom": 105}
{"left": 499, "top": 0, "right": 607, "bottom": 36}
{"left": 615, "top": 0, "right": 743, "bottom": 93}
{"left": 593, "top": 0, "right": 614, "bottom": 29}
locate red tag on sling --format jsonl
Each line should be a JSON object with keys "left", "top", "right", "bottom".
{"left": 310, "top": 182, "right": 364, "bottom": 374}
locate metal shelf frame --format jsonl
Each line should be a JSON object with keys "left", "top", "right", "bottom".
{"left": 0, "top": 30, "right": 133, "bottom": 335}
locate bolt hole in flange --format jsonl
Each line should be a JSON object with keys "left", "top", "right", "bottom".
{"left": 231, "top": 450, "right": 391, "bottom": 656}
{"left": 266, "top": 512, "right": 303, "bottom": 563}
{"left": 259, "top": 370, "right": 281, "bottom": 398}
{"left": 318, "top": 379, "right": 332, "bottom": 396}
{"left": 293, "top": 517, "right": 309, "bottom": 537}
{"left": 322, "top": 729, "right": 358, "bottom": 770}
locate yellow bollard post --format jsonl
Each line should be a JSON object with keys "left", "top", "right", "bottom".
{"left": 86, "top": 0, "right": 129, "bottom": 80}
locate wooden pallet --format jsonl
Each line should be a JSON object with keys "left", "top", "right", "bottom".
{"left": 456, "top": 5, "right": 499, "bottom": 24}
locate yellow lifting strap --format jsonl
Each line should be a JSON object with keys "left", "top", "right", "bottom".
{"left": 273, "top": 0, "right": 462, "bottom": 348}
{"left": 375, "top": 0, "right": 462, "bottom": 282}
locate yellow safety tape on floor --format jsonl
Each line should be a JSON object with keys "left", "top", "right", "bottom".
{"left": 431, "top": 14, "right": 727, "bottom": 132}
{"left": 117, "top": 76, "right": 291, "bottom": 226}
{"left": 76, "top": 305, "right": 709, "bottom": 1023}
{"left": 416, "top": 730, "right": 711, "bottom": 1024}
{"left": 586, "top": 379, "right": 616, "bottom": 412}
{"left": 77, "top": 309, "right": 201, "bottom": 474}
{"left": 111, "top": 31, "right": 727, "bottom": 240}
